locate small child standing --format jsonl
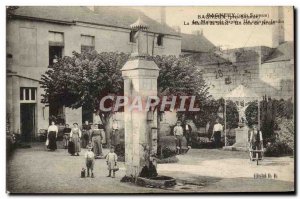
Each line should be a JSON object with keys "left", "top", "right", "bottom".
{"left": 106, "top": 146, "right": 118, "bottom": 178}
{"left": 85, "top": 145, "right": 95, "bottom": 178}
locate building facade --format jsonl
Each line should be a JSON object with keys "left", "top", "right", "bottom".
{"left": 6, "top": 6, "right": 182, "bottom": 141}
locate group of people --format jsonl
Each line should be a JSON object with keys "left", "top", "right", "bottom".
{"left": 173, "top": 121, "right": 192, "bottom": 154}
{"left": 174, "top": 119, "right": 263, "bottom": 153}
{"left": 46, "top": 120, "right": 120, "bottom": 178}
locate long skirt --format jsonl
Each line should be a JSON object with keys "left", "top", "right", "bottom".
{"left": 82, "top": 131, "right": 89, "bottom": 148}
{"left": 71, "top": 134, "right": 81, "bottom": 153}
{"left": 68, "top": 141, "right": 75, "bottom": 155}
{"left": 92, "top": 135, "right": 102, "bottom": 156}
{"left": 47, "top": 131, "right": 57, "bottom": 151}
{"left": 213, "top": 131, "right": 221, "bottom": 148}
{"left": 111, "top": 129, "right": 120, "bottom": 146}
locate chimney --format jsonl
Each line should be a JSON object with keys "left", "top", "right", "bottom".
{"left": 160, "top": 7, "right": 166, "bottom": 25}
{"left": 272, "top": 6, "right": 285, "bottom": 47}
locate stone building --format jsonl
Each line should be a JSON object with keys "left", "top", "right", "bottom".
{"left": 187, "top": 7, "right": 294, "bottom": 101}
{"left": 190, "top": 43, "right": 294, "bottom": 100}
{"left": 6, "top": 6, "right": 183, "bottom": 141}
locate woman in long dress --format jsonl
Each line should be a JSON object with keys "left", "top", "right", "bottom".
{"left": 111, "top": 120, "right": 120, "bottom": 147}
{"left": 70, "top": 123, "right": 82, "bottom": 156}
{"left": 47, "top": 121, "right": 58, "bottom": 151}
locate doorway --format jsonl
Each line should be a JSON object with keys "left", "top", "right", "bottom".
{"left": 20, "top": 103, "right": 36, "bottom": 142}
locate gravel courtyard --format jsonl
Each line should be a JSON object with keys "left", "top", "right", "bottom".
{"left": 7, "top": 142, "right": 294, "bottom": 193}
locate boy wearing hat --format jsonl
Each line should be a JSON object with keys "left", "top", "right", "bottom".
{"left": 85, "top": 144, "right": 95, "bottom": 178}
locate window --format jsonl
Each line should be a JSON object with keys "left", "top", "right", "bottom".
{"left": 49, "top": 31, "right": 64, "bottom": 65}
{"left": 81, "top": 35, "right": 95, "bottom": 53}
{"left": 49, "top": 46, "right": 63, "bottom": 65}
{"left": 20, "top": 88, "right": 37, "bottom": 102}
{"left": 129, "top": 30, "right": 137, "bottom": 43}
{"left": 157, "top": 34, "right": 164, "bottom": 46}
{"left": 48, "top": 31, "right": 64, "bottom": 46}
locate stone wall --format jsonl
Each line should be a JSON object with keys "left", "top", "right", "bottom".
{"left": 198, "top": 49, "right": 294, "bottom": 100}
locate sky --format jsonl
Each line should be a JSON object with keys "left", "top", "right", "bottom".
{"left": 135, "top": 6, "right": 293, "bottom": 49}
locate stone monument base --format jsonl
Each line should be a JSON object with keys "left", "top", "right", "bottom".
{"left": 223, "top": 146, "right": 248, "bottom": 151}
{"left": 223, "top": 126, "right": 249, "bottom": 151}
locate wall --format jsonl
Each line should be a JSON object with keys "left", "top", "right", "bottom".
{"left": 260, "top": 60, "right": 294, "bottom": 99}
{"left": 65, "top": 107, "right": 82, "bottom": 126}
{"left": 6, "top": 17, "right": 181, "bottom": 136}
{"left": 198, "top": 48, "right": 294, "bottom": 100}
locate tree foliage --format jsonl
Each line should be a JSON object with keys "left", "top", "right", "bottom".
{"left": 40, "top": 51, "right": 210, "bottom": 143}
{"left": 41, "top": 51, "right": 129, "bottom": 125}
{"left": 245, "top": 97, "right": 294, "bottom": 145}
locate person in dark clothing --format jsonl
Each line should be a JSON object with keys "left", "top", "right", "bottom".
{"left": 82, "top": 121, "right": 91, "bottom": 148}
{"left": 183, "top": 122, "right": 192, "bottom": 147}
{"left": 47, "top": 121, "right": 58, "bottom": 151}
{"left": 62, "top": 124, "right": 71, "bottom": 149}
{"left": 250, "top": 124, "right": 263, "bottom": 160}
{"left": 211, "top": 119, "right": 223, "bottom": 148}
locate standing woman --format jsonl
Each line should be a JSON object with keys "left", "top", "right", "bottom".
{"left": 70, "top": 123, "right": 82, "bottom": 156}
{"left": 47, "top": 121, "right": 58, "bottom": 151}
{"left": 111, "top": 119, "right": 120, "bottom": 147}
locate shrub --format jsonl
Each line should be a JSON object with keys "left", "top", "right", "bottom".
{"left": 156, "top": 156, "right": 179, "bottom": 164}
{"left": 265, "top": 141, "right": 293, "bottom": 157}
{"left": 157, "top": 145, "right": 177, "bottom": 159}
{"left": 192, "top": 136, "right": 214, "bottom": 149}
{"left": 245, "top": 101, "right": 258, "bottom": 128}
{"left": 225, "top": 100, "right": 239, "bottom": 129}
{"left": 115, "top": 142, "right": 125, "bottom": 162}
{"left": 276, "top": 118, "right": 294, "bottom": 152}
{"left": 264, "top": 118, "right": 294, "bottom": 157}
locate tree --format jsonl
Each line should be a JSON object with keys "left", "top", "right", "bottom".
{"left": 40, "top": 51, "right": 209, "bottom": 144}
{"left": 41, "top": 51, "right": 129, "bottom": 145}
{"left": 152, "top": 55, "right": 210, "bottom": 129}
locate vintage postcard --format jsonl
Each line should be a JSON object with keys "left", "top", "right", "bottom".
{"left": 6, "top": 6, "right": 294, "bottom": 194}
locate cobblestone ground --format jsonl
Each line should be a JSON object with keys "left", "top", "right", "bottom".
{"left": 7, "top": 142, "right": 294, "bottom": 193}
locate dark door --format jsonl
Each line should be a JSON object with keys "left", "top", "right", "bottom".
{"left": 20, "top": 103, "right": 36, "bottom": 142}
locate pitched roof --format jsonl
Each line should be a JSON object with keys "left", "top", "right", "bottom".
{"left": 181, "top": 33, "right": 216, "bottom": 53}
{"left": 9, "top": 6, "right": 180, "bottom": 36}
{"left": 185, "top": 52, "right": 230, "bottom": 66}
{"left": 225, "top": 84, "right": 259, "bottom": 100}
{"left": 264, "top": 41, "right": 294, "bottom": 63}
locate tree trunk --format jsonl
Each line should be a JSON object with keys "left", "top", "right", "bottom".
{"left": 99, "top": 112, "right": 112, "bottom": 148}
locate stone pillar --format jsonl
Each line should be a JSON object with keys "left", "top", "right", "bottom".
{"left": 121, "top": 18, "right": 159, "bottom": 178}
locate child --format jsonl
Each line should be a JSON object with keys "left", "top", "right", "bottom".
{"left": 106, "top": 146, "right": 118, "bottom": 178}
{"left": 85, "top": 145, "right": 95, "bottom": 178}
